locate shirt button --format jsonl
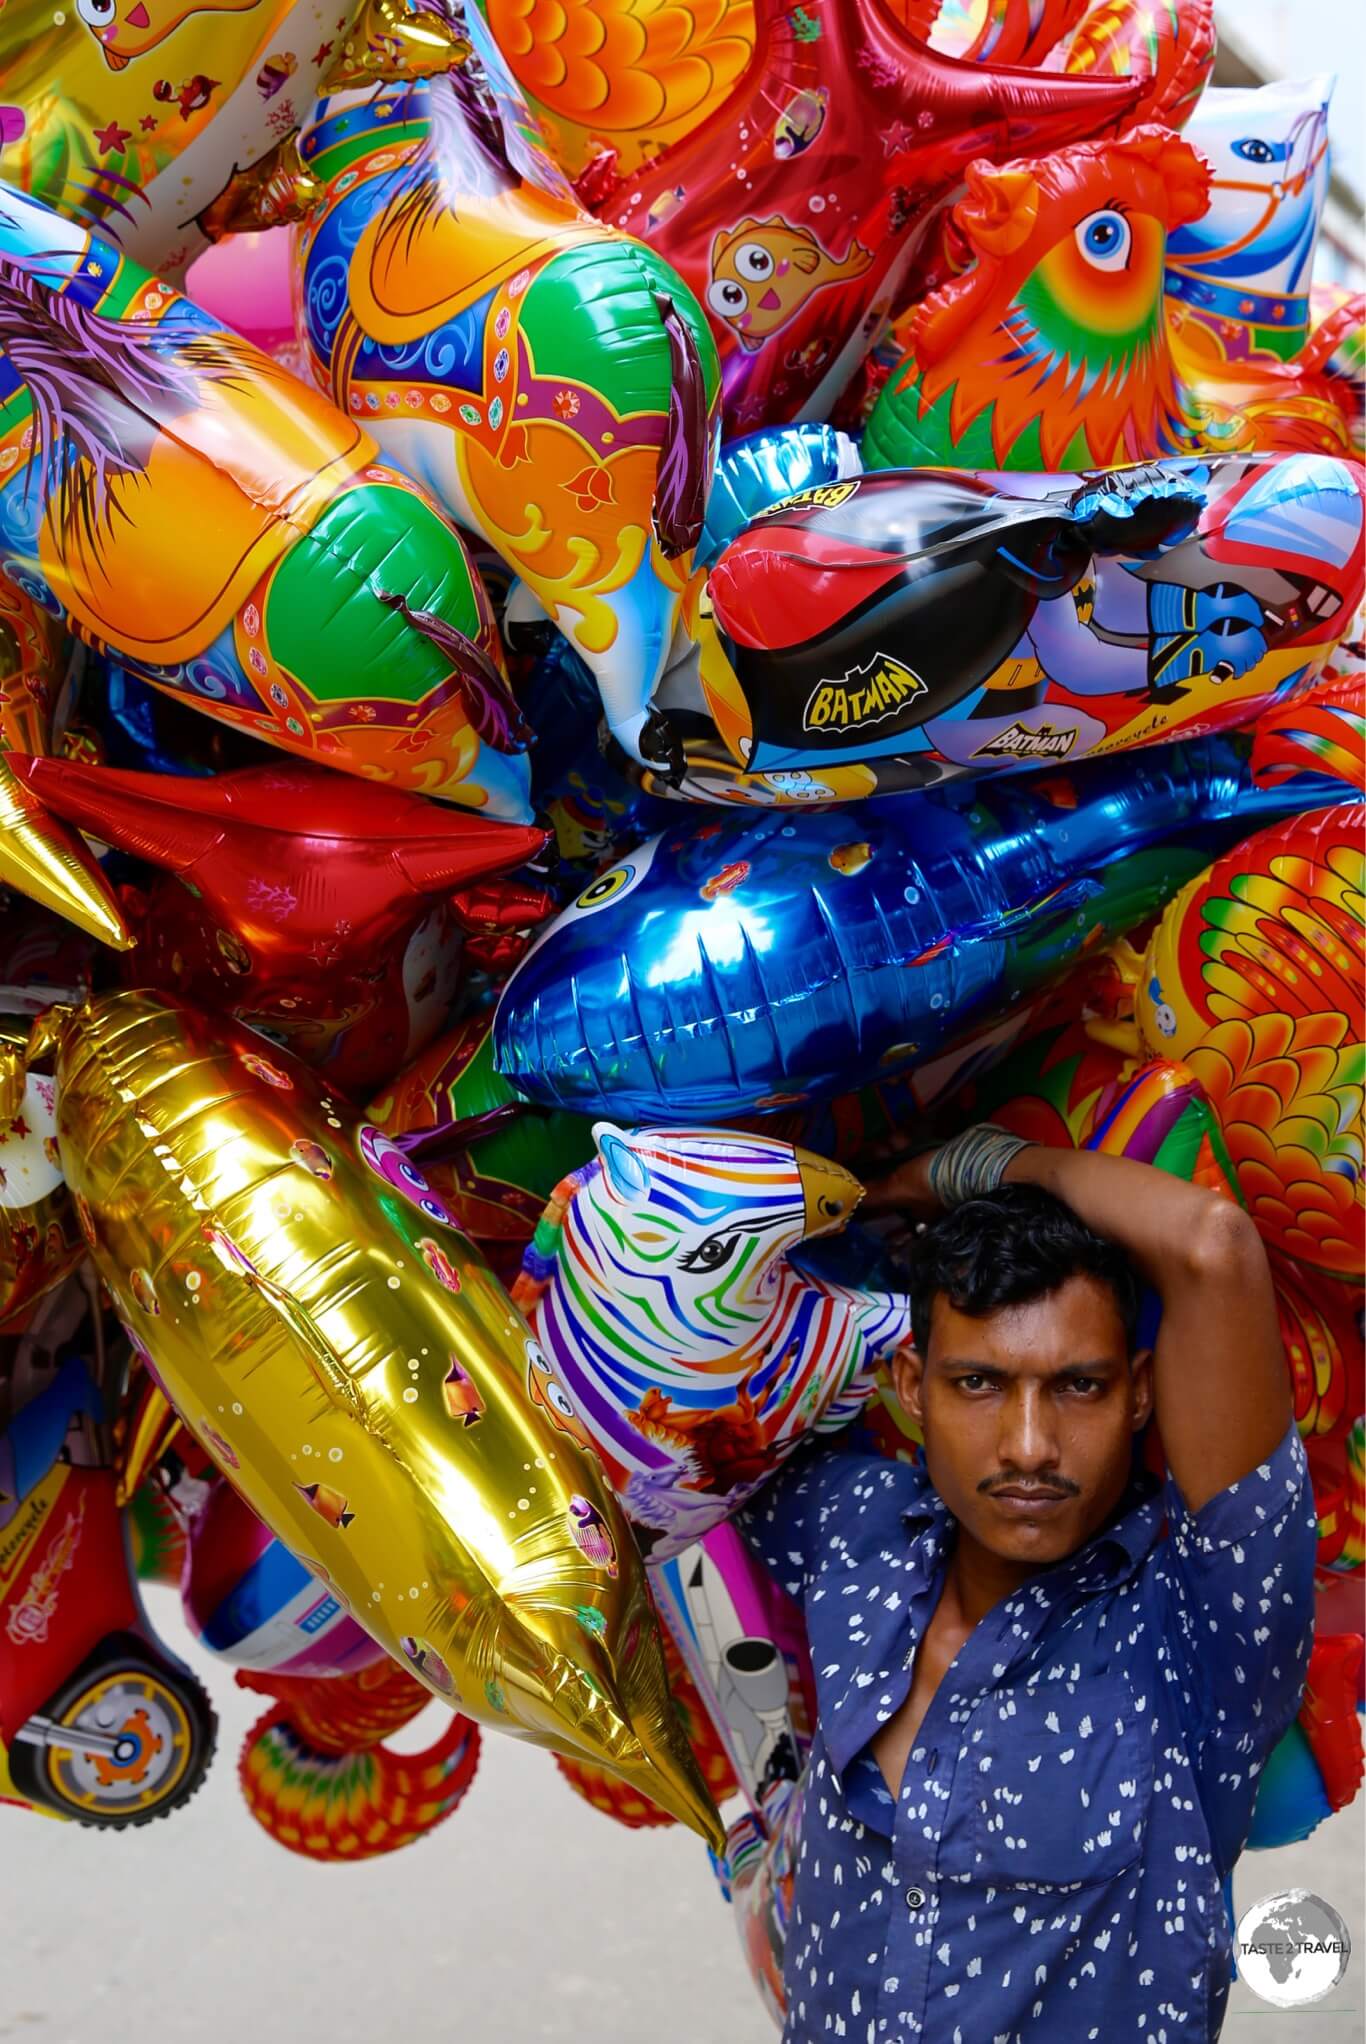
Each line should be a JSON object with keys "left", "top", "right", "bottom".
{"left": 906, "top": 1884, "right": 927, "bottom": 1911}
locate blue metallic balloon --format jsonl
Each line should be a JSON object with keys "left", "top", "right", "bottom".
{"left": 493, "top": 735, "right": 1353, "bottom": 1121}
{"left": 697, "top": 424, "right": 861, "bottom": 567}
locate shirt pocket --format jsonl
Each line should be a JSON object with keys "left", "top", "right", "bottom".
{"left": 963, "top": 1676, "right": 1152, "bottom": 1888}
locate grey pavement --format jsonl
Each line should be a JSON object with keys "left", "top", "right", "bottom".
{"left": 5, "top": 1585, "right": 1361, "bottom": 2044}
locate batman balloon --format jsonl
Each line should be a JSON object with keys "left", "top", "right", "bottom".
{"left": 639, "top": 454, "right": 1364, "bottom": 806}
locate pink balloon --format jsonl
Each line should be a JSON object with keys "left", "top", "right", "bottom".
{"left": 186, "top": 228, "right": 295, "bottom": 356}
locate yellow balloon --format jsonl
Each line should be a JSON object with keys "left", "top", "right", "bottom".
{"left": 0, "top": 580, "right": 131, "bottom": 950}
{"left": 48, "top": 988, "right": 723, "bottom": 1848}
{"left": 0, "top": 1, "right": 365, "bottom": 271}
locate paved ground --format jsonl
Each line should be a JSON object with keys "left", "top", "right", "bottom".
{"left": 5, "top": 1587, "right": 1360, "bottom": 2043}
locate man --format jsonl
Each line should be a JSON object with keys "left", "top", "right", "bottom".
{"left": 736, "top": 1125, "right": 1318, "bottom": 2043}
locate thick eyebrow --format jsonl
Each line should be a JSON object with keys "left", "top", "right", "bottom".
{"left": 937, "top": 1358, "right": 1125, "bottom": 1377}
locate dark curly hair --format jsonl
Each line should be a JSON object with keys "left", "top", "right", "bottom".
{"left": 908, "top": 1182, "right": 1141, "bottom": 1358}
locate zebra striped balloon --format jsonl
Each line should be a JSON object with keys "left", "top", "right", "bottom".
{"left": 512, "top": 1125, "right": 911, "bottom": 1559}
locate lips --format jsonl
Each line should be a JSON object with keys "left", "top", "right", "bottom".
{"left": 991, "top": 1488, "right": 1070, "bottom": 1508}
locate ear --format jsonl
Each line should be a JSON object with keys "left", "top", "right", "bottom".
{"left": 790, "top": 244, "right": 821, "bottom": 273}
{"left": 592, "top": 1123, "right": 651, "bottom": 1203}
{"left": 1130, "top": 1347, "right": 1155, "bottom": 1431}
{"left": 955, "top": 163, "right": 1040, "bottom": 258}
{"left": 890, "top": 1340, "right": 927, "bottom": 1425}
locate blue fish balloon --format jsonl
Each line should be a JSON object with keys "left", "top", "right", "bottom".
{"left": 494, "top": 735, "right": 1352, "bottom": 1121}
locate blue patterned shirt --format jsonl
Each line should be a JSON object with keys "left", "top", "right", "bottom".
{"left": 736, "top": 1419, "right": 1316, "bottom": 2044}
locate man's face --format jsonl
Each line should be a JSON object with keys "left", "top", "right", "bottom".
{"left": 892, "top": 1275, "right": 1153, "bottom": 1567}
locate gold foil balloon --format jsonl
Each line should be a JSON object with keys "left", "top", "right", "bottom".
{"left": 46, "top": 988, "right": 722, "bottom": 1846}
{"left": 0, "top": 582, "right": 130, "bottom": 948}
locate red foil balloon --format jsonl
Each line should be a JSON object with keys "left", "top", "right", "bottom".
{"left": 11, "top": 756, "right": 548, "bottom": 1095}
{"left": 599, "top": 0, "right": 1141, "bottom": 430}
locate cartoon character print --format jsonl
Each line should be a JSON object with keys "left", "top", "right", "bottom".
{"left": 567, "top": 1494, "right": 619, "bottom": 1577}
{"left": 526, "top": 1336, "right": 595, "bottom": 1453}
{"left": 357, "top": 1125, "right": 462, "bottom": 1232}
{"left": 78, "top": 0, "right": 259, "bottom": 72}
{"left": 1147, "top": 976, "right": 1178, "bottom": 1038}
{"left": 419, "top": 1236, "right": 463, "bottom": 1295}
{"left": 707, "top": 219, "right": 873, "bottom": 352}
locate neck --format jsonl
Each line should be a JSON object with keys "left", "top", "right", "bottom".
{"left": 942, "top": 1524, "right": 1043, "bottom": 1626}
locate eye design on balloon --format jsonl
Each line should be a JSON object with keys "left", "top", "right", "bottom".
{"left": 678, "top": 1230, "right": 742, "bottom": 1275}
{"left": 708, "top": 279, "right": 750, "bottom": 316}
{"left": 1075, "top": 210, "right": 1132, "bottom": 271}
{"left": 1233, "top": 137, "right": 1280, "bottom": 165}
{"left": 575, "top": 865, "right": 635, "bottom": 910}
{"left": 76, "top": 0, "right": 116, "bottom": 22}
{"left": 731, "top": 243, "right": 776, "bottom": 283}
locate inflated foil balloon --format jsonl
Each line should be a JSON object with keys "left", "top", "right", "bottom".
{"left": 650, "top": 455, "right": 1365, "bottom": 807}
{"left": 1250, "top": 668, "right": 1365, "bottom": 794}
{"left": 696, "top": 423, "right": 861, "bottom": 568}
{"left": 0, "top": 184, "right": 532, "bottom": 821}
{"left": 47, "top": 988, "right": 724, "bottom": 1846}
{"left": 862, "top": 129, "right": 1363, "bottom": 475}
{"left": 1137, "top": 803, "right": 1364, "bottom": 1279}
{"left": 509, "top": 1125, "right": 909, "bottom": 1556}
{"left": 293, "top": 20, "right": 720, "bottom": 779}
{"left": 0, "top": 1032, "right": 84, "bottom": 1328}
{"left": 11, "top": 755, "right": 548, "bottom": 1092}
{"left": 1061, "top": 0, "right": 1214, "bottom": 132}
{"left": 182, "top": 1475, "right": 388, "bottom": 1677}
{"left": 494, "top": 733, "right": 1344, "bottom": 1121}
{"left": 0, "top": 0, "right": 360, "bottom": 271}
{"left": 0, "top": 580, "right": 130, "bottom": 948}
{"left": 479, "top": 0, "right": 758, "bottom": 180}
{"left": 651, "top": 1520, "right": 813, "bottom": 1812}
{"left": 1166, "top": 78, "right": 1335, "bottom": 367}
{"left": 598, "top": 0, "right": 1142, "bottom": 431}
{"left": 238, "top": 1659, "right": 483, "bottom": 1860}
{"left": 833, "top": 0, "right": 1215, "bottom": 435}
{"left": 368, "top": 1017, "right": 594, "bottom": 1267}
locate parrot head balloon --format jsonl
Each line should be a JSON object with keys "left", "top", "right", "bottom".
{"left": 863, "top": 127, "right": 1362, "bottom": 475}
{"left": 45, "top": 988, "right": 725, "bottom": 1846}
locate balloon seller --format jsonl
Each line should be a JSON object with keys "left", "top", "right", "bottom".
{"left": 0, "top": 0, "right": 1359, "bottom": 2038}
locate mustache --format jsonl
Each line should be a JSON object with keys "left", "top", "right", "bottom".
{"left": 979, "top": 1475, "right": 1080, "bottom": 1497}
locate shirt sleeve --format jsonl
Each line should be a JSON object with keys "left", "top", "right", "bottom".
{"left": 1149, "top": 1419, "right": 1319, "bottom": 1869}
{"left": 731, "top": 1440, "right": 827, "bottom": 1602}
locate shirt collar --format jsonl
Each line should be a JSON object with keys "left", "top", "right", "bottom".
{"left": 900, "top": 1459, "right": 1164, "bottom": 1586}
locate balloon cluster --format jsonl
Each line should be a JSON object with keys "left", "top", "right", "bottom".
{"left": 0, "top": 0, "right": 1358, "bottom": 1998}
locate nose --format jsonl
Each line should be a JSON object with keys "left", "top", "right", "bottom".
{"left": 996, "top": 1381, "right": 1062, "bottom": 1478}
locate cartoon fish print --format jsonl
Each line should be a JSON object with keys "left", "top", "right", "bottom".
{"left": 567, "top": 1494, "right": 619, "bottom": 1577}
{"left": 700, "top": 860, "right": 750, "bottom": 901}
{"left": 294, "top": 1481, "right": 354, "bottom": 1530}
{"left": 442, "top": 1357, "right": 483, "bottom": 1426}
{"left": 78, "top": 0, "right": 258, "bottom": 71}
{"left": 707, "top": 218, "right": 874, "bottom": 351}
{"left": 828, "top": 841, "right": 873, "bottom": 876}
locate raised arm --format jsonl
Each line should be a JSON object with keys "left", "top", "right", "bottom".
{"left": 867, "top": 1143, "right": 1288, "bottom": 1516}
